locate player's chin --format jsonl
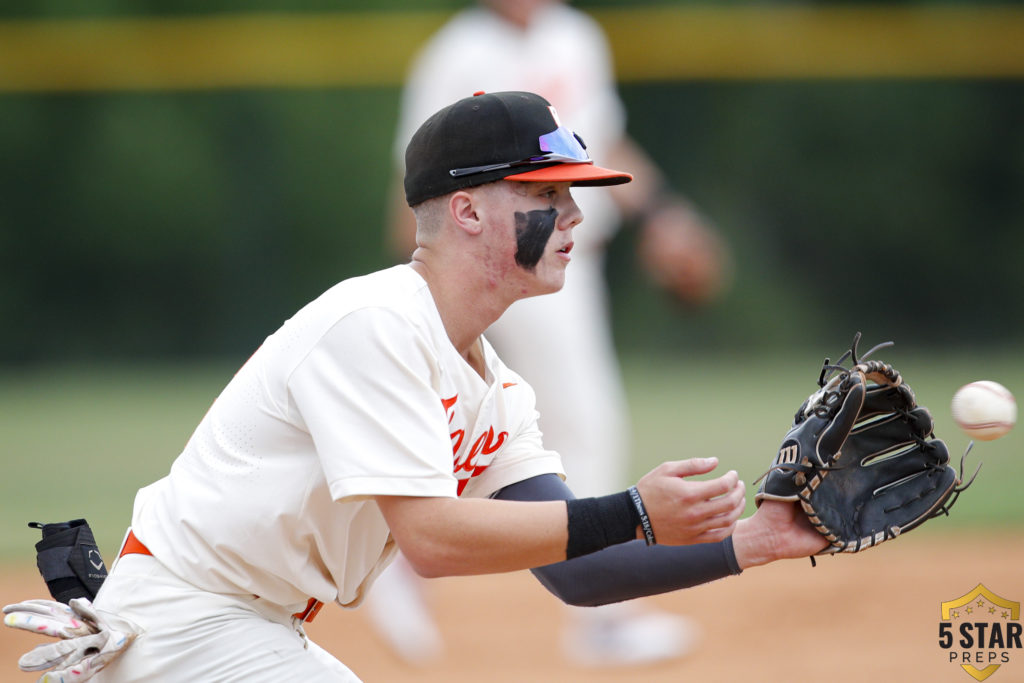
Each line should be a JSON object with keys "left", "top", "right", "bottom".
{"left": 542, "top": 273, "right": 567, "bottom": 295}
{"left": 533, "top": 263, "right": 567, "bottom": 293}
{"left": 518, "top": 275, "right": 564, "bottom": 301}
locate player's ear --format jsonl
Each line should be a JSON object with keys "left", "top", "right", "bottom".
{"left": 449, "top": 190, "right": 483, "bottom": 236}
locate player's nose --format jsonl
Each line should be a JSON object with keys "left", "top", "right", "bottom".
{"left": 558, "top": 195, "right": 583, "bottom": 231}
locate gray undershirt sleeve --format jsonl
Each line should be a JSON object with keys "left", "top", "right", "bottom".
{"left": 493, "top": 474, "right": 742, "bottom": 607}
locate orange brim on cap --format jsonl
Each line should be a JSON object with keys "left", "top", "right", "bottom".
{"left": 504, "top": 162, "right": 633, "bottom": 187}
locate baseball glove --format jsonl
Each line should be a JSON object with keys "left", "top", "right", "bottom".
{"left": 755, "top": 333, "right": 979, "bottom": 556}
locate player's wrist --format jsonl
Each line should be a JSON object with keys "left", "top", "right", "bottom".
{"left": 627, "top": 485, "right": 656, "bottom": 546}
{"left": 565, "top": 488, "right": 651, "bottom": 560}
{"left": 730, "top": 517, "right": 774, "bottom": 570}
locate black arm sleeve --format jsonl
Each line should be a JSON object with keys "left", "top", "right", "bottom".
{"left": 494, "top": 474, "right": 743, "bottom": 607}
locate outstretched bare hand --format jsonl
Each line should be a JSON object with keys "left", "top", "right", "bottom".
{"left": 634, "top": 457, "right": 746, "bottom": 546}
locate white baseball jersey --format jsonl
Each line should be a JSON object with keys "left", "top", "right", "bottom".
{"left": 129, "top": 265, "right": 563, "bottom": 610}
{"left": 395, "top": 2, "right": 627, "bottom": 251}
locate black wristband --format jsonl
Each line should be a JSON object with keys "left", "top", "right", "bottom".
{"left": 628, "top": 486, "right": 657, "bottom": 546}
{"left": 565, "top": 491, "right": 642, "bottom": 560}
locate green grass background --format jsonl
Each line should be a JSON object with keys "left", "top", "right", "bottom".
{"left": 1, "top": 350, "right": 1021, "bottom": 568}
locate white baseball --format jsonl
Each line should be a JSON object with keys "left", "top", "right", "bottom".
{"left": 951, "top": 381, "right": 1016, "bottom": 441}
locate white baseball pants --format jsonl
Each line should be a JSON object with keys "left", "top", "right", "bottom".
{"left": 91, "top": 553, "right": 359, "bottom": 682}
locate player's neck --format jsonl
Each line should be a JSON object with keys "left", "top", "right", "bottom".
{"left": 463, "top": 338, "right": 487, "bottom": 380}
{"left": 408, "top": 258, "right": 509, "bottom": 356}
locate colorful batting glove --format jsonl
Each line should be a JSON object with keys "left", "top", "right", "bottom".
{"left": 4, "top": 597, "right": 140, "bottom": 682}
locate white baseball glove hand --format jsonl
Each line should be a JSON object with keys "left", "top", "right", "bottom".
{"left": 3, "top": 598, "right": 141, "bottom": 682}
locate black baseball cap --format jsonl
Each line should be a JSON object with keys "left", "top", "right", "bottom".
{"left": 404, "top": 91, "right": 633, "bottom": 207}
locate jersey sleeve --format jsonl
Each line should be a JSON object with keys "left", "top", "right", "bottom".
{"left": 287, "top": 307, "right": 457, "bottom": 502}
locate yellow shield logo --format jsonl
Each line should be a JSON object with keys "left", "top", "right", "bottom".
{"left": 940, "top": 584, "right": 1021, "bottom": 681}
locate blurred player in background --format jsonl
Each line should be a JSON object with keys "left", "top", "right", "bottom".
{"left": 370, "top": 0, "right": 732, "bottom": 668}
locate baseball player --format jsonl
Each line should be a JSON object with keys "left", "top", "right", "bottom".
{"left": 5, "top": 91, "right": 825, "bottom": 682}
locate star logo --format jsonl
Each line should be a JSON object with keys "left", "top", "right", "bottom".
{"left": 939, "top": 584, "right": 1021, "bottom": 681}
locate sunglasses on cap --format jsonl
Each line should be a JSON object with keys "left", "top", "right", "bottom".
{"left": 448, "top": 126, "right": 591, "bottom": 179}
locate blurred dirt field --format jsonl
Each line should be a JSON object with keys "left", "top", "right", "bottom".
{"left": 2, "top": 531, "right": 1022, "bottom": 682}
